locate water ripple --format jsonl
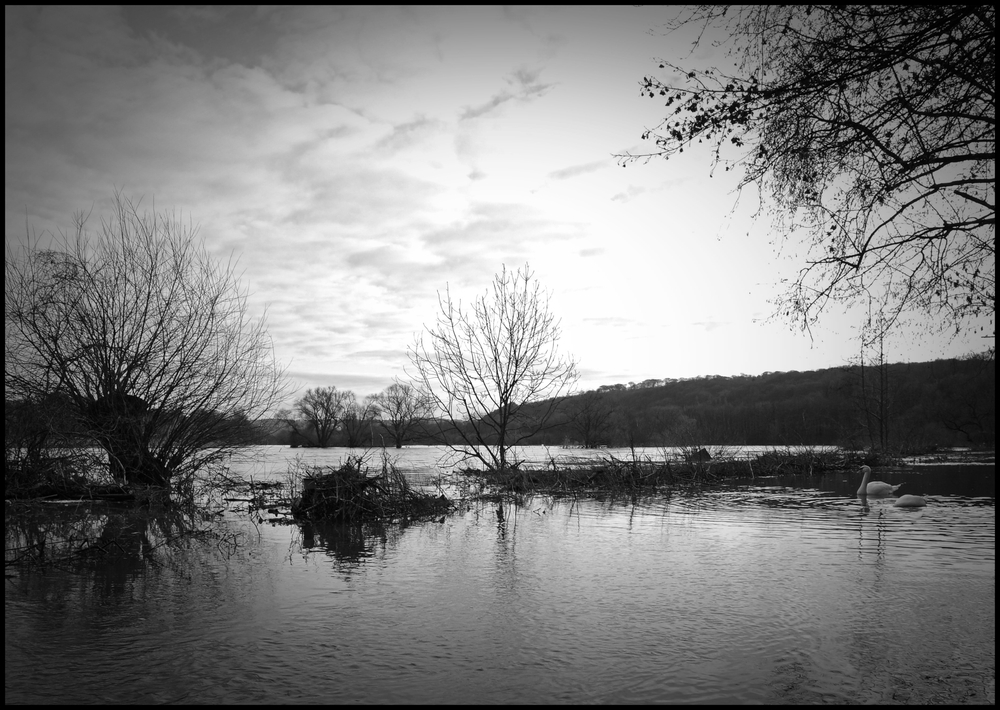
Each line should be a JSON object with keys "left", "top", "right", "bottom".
{"left": 6, "top": 460, "right": 994, "bottom": 705}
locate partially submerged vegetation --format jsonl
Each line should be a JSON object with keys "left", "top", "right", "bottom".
{"left": 5, "top": 440, "right": 989, "bottom": 571}
{"left": 289, "top": 452, "right": 452, "bottom": 523}
{"left": 453, "top": 446, "right": 899, "bottom": 499}
{"left": 4, "top": 448, "right": 172, "bottom": 504}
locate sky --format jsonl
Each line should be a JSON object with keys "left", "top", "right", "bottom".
{"left": 5, "top": 5, "right": 991, "bottom": 405}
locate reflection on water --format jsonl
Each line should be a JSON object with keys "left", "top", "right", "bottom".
{"left": 5, "top": 451, "right": 995, "bottom": 705}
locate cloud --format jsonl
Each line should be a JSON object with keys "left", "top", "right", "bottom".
{"left": 547, "top": 160, "right": 608, "bottom": 180}
{"left": 274, "top": 163, "right": 441, "bottom": 233}
{"left": 460, "top": 92, "right": 516, "bottom": 121}
{"left": 611, "top": 185, "right": 647, "bottom": 203}
{"left": 507, "top": 66, "right": 555, "bottom": 98}
{"left": 347, "top": 349, "right": 406, "bottom": 361}
{"left": 284, "top": 370, "right": 394, "bottom": 398}
{"left": 373, "top": 115, "right": 445, "bottom": 153}
{"left": 421, "top": 201, "right": 577, "bottom": 248}
{"left": 459, "top": 66, "right": 554, "bottom": 121}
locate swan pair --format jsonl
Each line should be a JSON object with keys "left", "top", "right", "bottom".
{"left": 857, "top": 465, "right": 927, "bottom": 507}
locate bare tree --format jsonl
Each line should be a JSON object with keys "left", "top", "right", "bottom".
{"left": 375, "top": 381, "right": 433, "bottom": 448}
{"left": 621, "top": 6, "right": 995, "bottom": 342}
{"left": 851, "top": 327, "right": 894, "bottom": 452}
{"left": 285, "top": 386, "right": 352, "bottom": 447}
{"left": 408, "top": 264, "right": 579, "bottom": 471}
{"left": 341, "top": 393, "right": 380, "bottom": 448}
{"left": 4, "top": 192, "right": 286, "bottom": 490}
{"left": 567, "top": 390, "right": 615, "bottom": 448}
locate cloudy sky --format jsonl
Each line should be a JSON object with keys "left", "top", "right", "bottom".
{"left": 5, "top": 5, "right": 989, "bottom": 404}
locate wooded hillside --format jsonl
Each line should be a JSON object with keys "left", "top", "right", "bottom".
{"left": 250, "top": 353, "right": 994, "bottom": 452}
{"left": 531, "top": 354, "right": 995, "bottom": 450}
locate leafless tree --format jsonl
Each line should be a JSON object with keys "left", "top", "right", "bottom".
{"left": 567, "top": 390, "right": 615, "bottom": 448}
{"left": 852, "top": 326, "right": 895, "bottom": 452}
{"left": 408, "top": 264, "right": 579, "bottom": 471}
{"left": 284, "top": 386, "right": 353, "bottom": 447}
{"left": 620, "top": 5, "right": 995, "bottom": 343}
{"left": 342, "top": 393, "right": 380, "bottom": 448}
{"left": 5, "top": 192, "right": 286, "bottom": 490}
{"left": 375, "top": 381, "right": 433, "bottom": 448}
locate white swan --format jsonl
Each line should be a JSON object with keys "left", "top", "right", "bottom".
{"left": 857, "top": 465, "right": 903, "bottom": 496}
{"left": 893, "top": 494, "right": 927, "bottom": 508}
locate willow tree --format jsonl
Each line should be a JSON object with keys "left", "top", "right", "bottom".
{"left": 408, "top": 264, "right": 579, "bottom": 471}
{"left": 5, "top": 193, "right": 286, "bottom": 489}
{"left": 621, "top": 5, "right": 995, "bottom": 344}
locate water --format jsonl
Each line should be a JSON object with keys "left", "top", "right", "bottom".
{"left": 5, "top": 446, "right": 995, "bottom": 704}
{"left": 222, "top": 444, "right": 844, "bottom": 479}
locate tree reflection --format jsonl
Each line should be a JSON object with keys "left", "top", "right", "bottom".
{"left": 295, "top": 520, "right": 406, "bottom": 568}
{"left": 5, "top": 501, "right": 214, "bottom": 580}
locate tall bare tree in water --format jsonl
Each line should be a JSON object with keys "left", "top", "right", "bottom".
{"left": 342, "top": 392, "right": 381, "bottom": 448}
{"left": 621, "top": 6, "right": 995, "bottom": 345}
{"left": 284, "top": 386, "right": 353, "bottom": 447}
{"left": 567, "top": 390, "right": 615, "bottom": 448}
{"left": 408, "top": 264, "right": 579, "bottom": 471}
{"left": 375, "top": 381, "right": 433, "bottom": 448}
{"left": 5, "top": 192, "right": 286, "bottom": 489}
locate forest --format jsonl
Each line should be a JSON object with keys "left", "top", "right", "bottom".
{"left": 255, "top": 353, "right": 995, "bottom": 452}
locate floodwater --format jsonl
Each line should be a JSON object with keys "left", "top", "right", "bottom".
{"left": 5, "top": 446, "right": 995, "bottom": 704}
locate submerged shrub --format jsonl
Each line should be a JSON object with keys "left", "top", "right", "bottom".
{"left": 290, "top": 452, "right": 452, "bottom": 523}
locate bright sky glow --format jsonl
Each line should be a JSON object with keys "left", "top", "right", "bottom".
{"left": 5, "top": 6, "right": 990, "bottom": 405}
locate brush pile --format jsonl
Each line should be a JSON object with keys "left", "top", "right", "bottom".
{"left": 291, "top": 454, "right": 451, "bottom": 523}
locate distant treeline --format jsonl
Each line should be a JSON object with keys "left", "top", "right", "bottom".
{"left": 542, "top": 354, "right": 994, "bottom": 450}
{"left": 253, "top": 354, "right": 994, "bottom": 451}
